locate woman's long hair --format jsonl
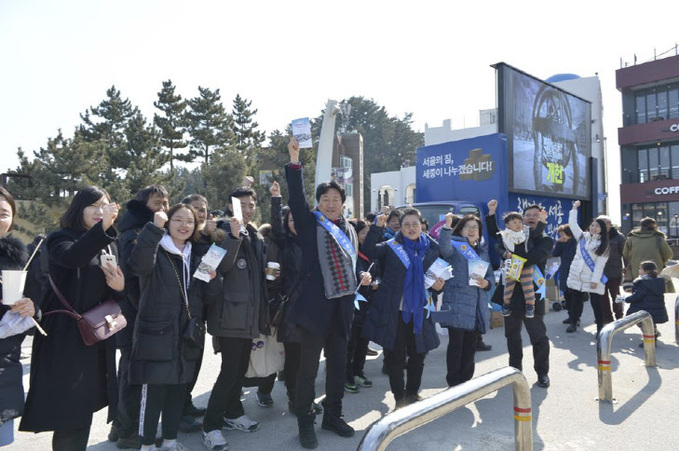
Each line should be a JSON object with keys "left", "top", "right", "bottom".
{"left": 592, "top": 218, "right": 609, "bottom": 256}
{"left": 60, "top": 186, "right": 110, "bottom": 231}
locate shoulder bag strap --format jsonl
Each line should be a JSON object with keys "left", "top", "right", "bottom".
{"left": 44, "top": 275, "right": 82, "bottom": 320}
{"left": 162, "top": 248, "right": 192, "bottom": 319}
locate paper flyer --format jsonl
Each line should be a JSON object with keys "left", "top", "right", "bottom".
{"left": 291, "top": 117, "right": 312, "bottom": 148}
{"left": 468, "top": 258, "right": 490, "bottom": 287}
{"left": 194, "top": 244, "right": 227, "bottom": 282}
{"left": 424, "top": 258, "right": 453, "bottom": 288}
{"left": 231, "top": 196, "right": 243, "bottom": 222}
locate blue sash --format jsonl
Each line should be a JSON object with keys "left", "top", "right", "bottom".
{"left": 387, "top": 238, "right": 410, "bottom": 269}
{"left": 314, "top": 211, "right": 357, "bottom": 270}
{"left": 533, "top": 268, "right": 546, "bottom": 297}
{"left": 450, "top": 240, "right": 481, "bottom": 261}
{"left": 579, "top": 238, "right": 608, "bottom": 284}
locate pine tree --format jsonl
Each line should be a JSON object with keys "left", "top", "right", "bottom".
{"left": 232, "top": 94, "right": 265, "bottom": 155}
{"left": 14, "top": 131, "right": 109, "bottom": 205}
{"left": 153, "top": 80, "right": 188, "bottom": 171}
{"left": 201, "top": 145, "right": 247, "bottom": 211}
{"left": 185, "top": 86, "right": 234, "bottom": 165}
{"left": 78, "top": 86, "right": 139, "bottom": 185}
{"left": 124, "top": 112, "right": 174, "bottom": 196}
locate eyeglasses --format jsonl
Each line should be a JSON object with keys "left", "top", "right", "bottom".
{"left": 463, "top": 224, "right": 479, "bottom": 231}
{"left": 401, "top": 222, "right": 421, "bottom": 229}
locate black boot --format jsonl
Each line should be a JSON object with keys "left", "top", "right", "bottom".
{"left": 320, "top": 400, "right": 354, "bottom": 437}
{"left": 321, "top": 415, "right": 355, "bottom": 437}
{"left": 566, "top": 322, "right": 577, "bottom": 333}
{"left": 297, "top": 411, "right": 318, "bottom": 449}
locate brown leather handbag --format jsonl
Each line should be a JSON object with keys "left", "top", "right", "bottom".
{"left": 44, "top": 275, "right": 127, "bottom": 346}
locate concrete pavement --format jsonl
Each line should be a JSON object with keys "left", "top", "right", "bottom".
{"left": 13, "top": 294, "right": 678, "bottom": 450}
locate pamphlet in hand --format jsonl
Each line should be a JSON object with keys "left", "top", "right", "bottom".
{"left": 194, "top": 244, "right": 227, "bottom": 282}
{"left": 231, "top": 197, "right": 243, "bottom": 222}
{"left": 292, "top": 117, "right": 313, "bottom": 148}
{"left": 468, "top": 258, "right": 490, "bottom": 287}
{"left": 424, "top": 258, "right": 453, "bottom": 289}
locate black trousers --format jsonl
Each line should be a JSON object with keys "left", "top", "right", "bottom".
{"left": 52, "top": 427, "right": 90, "bottom": 451}
{"left": 504, "top": 312, "right": 550, "bottom": 376}
{"left": 568, "top": 288, "right": 588, "bottom": 323}
{"left": 589, "top": 292, "right": 604, "bottom": 332}
{"left": 383, "top": 317, "right": 426, "bottom": 400}
{"left": 295, "top": 319, "right": 347, "bottom": 418}
{"left": 346, "top": 322, "right": 369, "bottom": 381}
{"left": 183, "top": 345, "right": 204, "bottom": 413}
{"left": 284, "top": 342, "right": 301, "bottom": 402}
{"left": 203, "top": 337, "right": 252, "bottom": 432}
{"left": 446, "top": 328, "right": 477, "bottom": 387}
{"left": 602, "top": 278, "right": 623, "bottom": 322}
{"left": 139, "top": 384, "right": 186, "bottom": 446}
{"left": 116, "top": 346, "right": 141, "bottom": 439}
{"left": 242, "top": 373, "right": 276, "bottom": 395}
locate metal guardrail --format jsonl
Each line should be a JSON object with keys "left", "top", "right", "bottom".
{"left": 596, "top": 310, "right": 657, "bottom": 403}
{"left": 357, "top": 366, "right": 533, "bottom": 451}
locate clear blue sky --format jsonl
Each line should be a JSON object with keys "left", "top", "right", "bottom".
{"left": 1, "top": 0, "right": 677, "bottom": 220}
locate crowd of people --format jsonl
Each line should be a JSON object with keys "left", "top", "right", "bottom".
{"left": 0, "top": 137, "right": 674, "bottom": 450}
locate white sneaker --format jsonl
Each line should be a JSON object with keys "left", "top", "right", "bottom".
{"left": 202, "top": 430, "right": 229, "bottom": 450}
{"left": 160, "top": 440, "right": 187, "bottom": 451}
{"left": 223, "top": 414, "right": 260, "bottom": 432}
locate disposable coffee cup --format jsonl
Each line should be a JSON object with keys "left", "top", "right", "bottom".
{"left": 2, "top": 270, "right": 28, "bottom": 306}
{"left": 266, "top": 262, "right": 280, "bottom": 281}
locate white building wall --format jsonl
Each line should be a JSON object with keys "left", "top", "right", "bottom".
{"left": 370, "top": 166, "right": 416, "bottom": 212}
{"left": 424, "top": 119, "right": 497, "bottom": 146}
{"left": 552, "top": 76, "right": 606, "bottom": 214}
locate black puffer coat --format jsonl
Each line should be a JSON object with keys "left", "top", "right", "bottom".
{"left": 206, "top": 223, "right": 268, "bottom": 339}
{"left": 128, "top": 223, "right": 217, "bottom": 385}
{"left": 0, "top": 235, "right": 29, "bottom": 425}
{"left": 362, "top": 227, "right": 441, "bottom": 354}
{"left": 21, "top": 222, "right": 122, "bottom": 432}
{"left": 116, "top": 199, "right": 155, "bottom": 348}
{"left": 625, "top": 275, "right": 668, "bottom": 324}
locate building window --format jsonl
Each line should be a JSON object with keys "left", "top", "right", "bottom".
{"left": 670, "top": 89, "right": 679, "bottom": 119}
{"left": 630, "top": 202, "right": 671, "bottom": 236}
{"left": 635, "top": 143, "right": 679, "bottom": 182}
{"left": 633, "top": 84, "right": 679, "bottom": 124}
{"left": 638, "top": 148, "right": 648, "bottom": 182}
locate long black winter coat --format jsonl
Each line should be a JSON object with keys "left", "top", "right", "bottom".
{"left": 284, "top": 164, "right": 356, "bottom": 340}
{"left": 552, "top": 238, "right": 577, "bottom": 294}
{"left": 206, "top": 223, "right": 268, "bottom": 339}
{"left": 362, "top": 227, "right": 441, "bottom": 354}
{"left": 603, "top": 227, "right": 626, "bottom": 281}
{"left": 0, "top": 235, "right": 29, "bottom": 425}
{"left": 116, "top": 199, "right": 155, "bottom": 348}
{"left": 20, "top": 222, "right": 122, "bottom": 432}
{"left": 625, "top": 276, "right": 668, "bottom": 324}
{"left": 128, "top": 223, "right": 216, "bottom": 385}
{"left": 268, "top": 197, "right": 304, "bottom": 344}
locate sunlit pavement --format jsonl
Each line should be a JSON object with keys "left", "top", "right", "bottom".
{"left": 15, "top": 294, "right": 679, "bottom": 450}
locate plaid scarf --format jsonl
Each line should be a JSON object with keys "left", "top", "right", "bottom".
{"left": 316, "top": 215, "right": 358, "bottom": 299}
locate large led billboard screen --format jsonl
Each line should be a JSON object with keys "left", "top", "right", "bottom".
{"left": 495, "top": 63, "right": 591, "bottom": 199}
